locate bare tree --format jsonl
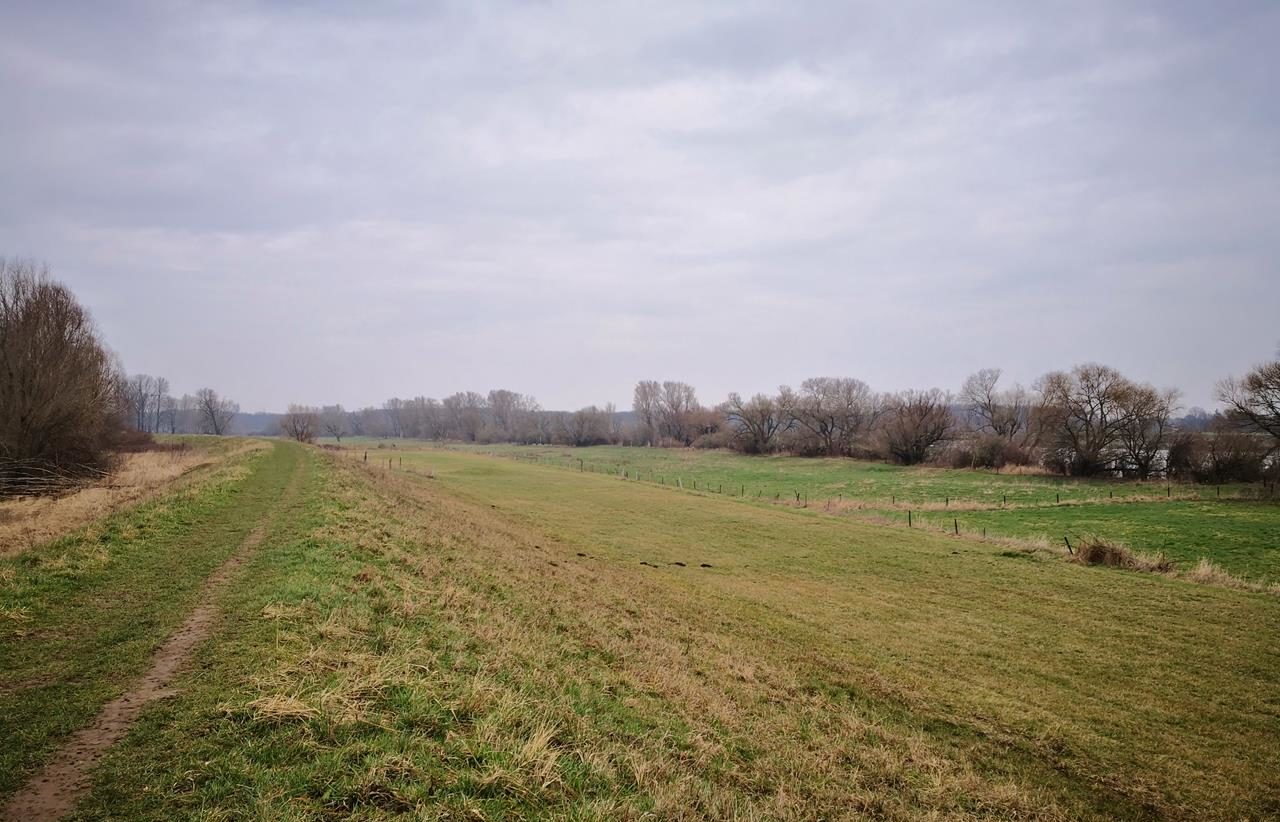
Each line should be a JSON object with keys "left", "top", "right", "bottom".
{"left": 320, "top": 404, "right": 349, "bottom": 442}
{"left": 485, "top": 389, "right": 538, "bottom": 442}
{"left": 280, "top": 404, "right": 318, "bottom": 443}
{"left": 195, "top": 387, "right": 238, "bottom": 435}
{"left": 604, "top": 402, "right": 623, "bottom": 444}
{"left": 158, "top": 393, "right": 179, "bottom": 434}
{"left": 1217, "top": 360, "right": 1280, "bottom": 455}
{"left": 383, "top": 398, "right": 406, "bottom": 438}
{"left": 559, "top": 405, "right": 610, "bottom": 446}
{"left": 176, "top": 393, "right": 198, "bottom": 434}
{"left": 413, "top": 397, "right": 445, "bottom": 439}
{"left": 1116, "top": 385, "right": 1179, "bottom": 478}
{"left": 442, "top": 391, "right": 487, "bottom": 441}
{"left": 632, "top": 380, "right": 662, "bottom": 445}
{"left": 125, "top": 374, "right": 156, "bottom": 432}
{"left": 724, "top": 392, "right": 787, "bottom": 453}
{"left": 358, "top": 406, "right": 391, "bottom": 438}
{"left": 659, "top": 381, "right": 699, "bottom": 445}
{"left": 880, "top": 389, "right": 955, "bottom": 465}
{"left": 0, "top": 259, "right": 127, "bottom": 492}
{"left": 781, "top": 377, "right": 882, "bottom": 456}
{"left": 960, "top": 368, "right": 1033, "bottom": 442}
{"left": 347, "top": 407, "right": 367, "bottom": 437}
{"left": 1036, "top": 364, "right": 1136, "bottom": 475}
{"left": 151, "top": 376, "right": 169, "bottom": 435}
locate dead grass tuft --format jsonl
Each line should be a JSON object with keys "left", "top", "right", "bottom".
{"left": 1184, "top": 558, "right": 1280, "bottom": 595}
{"left": 1070, "top": 539, "right": 1175, "bottom": 573}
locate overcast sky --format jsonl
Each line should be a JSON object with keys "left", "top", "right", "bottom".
{"left": 2, "top": 1, "right": 1277, "bottom": 412}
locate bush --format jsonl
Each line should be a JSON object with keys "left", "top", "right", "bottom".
{"left": 692, "top": 429, "right": 734, "bottom": 449}
{"left": 935, "top": 435, "right": 1036, "bottom": 470}
{"left": 0, "top": 259, "right": 127, "bottom": 495}
{"left": 1165, "top": 428, "right": 1268, "bottom": 483}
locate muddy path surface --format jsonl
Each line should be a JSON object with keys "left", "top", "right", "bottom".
{"left": 1, "top": 447, "right": 307, "bottom": 822}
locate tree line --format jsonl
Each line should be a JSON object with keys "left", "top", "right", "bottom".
{"left": 282, "top": 363, "right": 1279, "bottom": 483}
{"left": 121, "top": 374, "right": 239, "bottom": 436}
{"left": 6, "top": 259, "right": 1274, "bottom": 495}
{"left": 278, "top": 392, "right": 625, "bottom": 449}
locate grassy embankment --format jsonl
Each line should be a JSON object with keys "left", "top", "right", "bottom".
{"left": 24, "top": 444, "right": 1270, "bottom": 819}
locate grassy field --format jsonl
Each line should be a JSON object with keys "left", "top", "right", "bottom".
{"left": 2, "top": 441, "right": 1278, "bottom": 819}
{"left": 409, "top": 443, "right": 1280, "bottom": 581}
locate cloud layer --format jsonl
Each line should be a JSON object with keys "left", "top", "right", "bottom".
{"left": 2, "top": 1, "right": 1277, "bottom": 410}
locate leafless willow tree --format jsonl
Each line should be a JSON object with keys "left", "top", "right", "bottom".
{"left": 632, "top": 380, "right": 662, "bottom": 445}
{"left": 126, "top": 374, "right": 157, "bottom": 432}
{"left": 560, "top": 405, "right": 611, "bottom": 446}
{"left": 383, "top": 398, "right": 406, "bottom": 438}
{"left": 780, "top": 377, "right": 882, "bottom": 456}
{"left": 1217, "top": 360, "right": 1280, "bottom": 455}
{"left": 960, "top": 368, "right": 1035, "bottom": 443}
{"left": 320, "top": 404, "right": 349, "bottom": 442}
{"left": 485, "top": 389, "right": 540, "bottom": 442}
{"left": 659, "top": 381, "right": 700, "bottom": 445}
{"left": 280, "top": 404, "right": 319, "bottom": 443}
{"left": 0, "top": 259, "right": 128, "bottom": 492}
{"left": 195, "top": 387, "right": 237, "bottom": 435}
{"left": 880, "top": 389, "right": 955, "bottom": 465}
{"left": 1036, "top": 364, "right": 1137, "bottom": 475}
{"left": 724, "top": 392, "right": 787, "bottom": 453}
{"left": 151, "top": 376, "right": 169, "bottom": 434}
{"left": 443, "top": 391, "right": 486, "bottom": 442}
{"left": 1116, "top": 385, "right": 1179, "bottom": 478}
{"left": 159, "top": 393, "right": 179, "bottom": 434}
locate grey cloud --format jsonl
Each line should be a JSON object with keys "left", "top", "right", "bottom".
{"left": 1, "top": 1, "right": 1277, "bottom": 411}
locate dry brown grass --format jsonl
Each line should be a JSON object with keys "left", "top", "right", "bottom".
{"left": 0, "top": 440, "right": 264, "bottom": 556}
{"left": 1184, "top": 558, "right": 1280, "bottom": 595}
{"left": 1069, "top": 539, "right": 1176, "bottom": 573}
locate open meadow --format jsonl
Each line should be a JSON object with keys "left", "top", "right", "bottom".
{"left": 8, "top": 438, "right": 1275, "bottom": 819}
{"left": 7, "top": 4, "right": 1280, "bottom": 818}
{"left": 429, "top": 443, "right": 1280, "bottom": 583}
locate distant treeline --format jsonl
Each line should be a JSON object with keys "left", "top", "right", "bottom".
{"left": 272, "top": 364, "right": 1280, "bottom": 483}
{"left": 10, "top": 258, "right": 1269, "bottom": 493}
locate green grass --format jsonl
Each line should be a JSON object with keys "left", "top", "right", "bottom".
{"left": 384, "top": 447, "right": 1280, "bottom": 818}
{"left": 424, "top": 443, "right": 1280, "bottom": 581}
{"left": 0, "top": 441, "right": 305, "bottom": 799}
{"left": 6, "top": 443, "right": 1279, "bottom": 819}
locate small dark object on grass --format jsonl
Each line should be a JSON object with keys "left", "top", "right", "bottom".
{"left": 671, "top": 561, "right": 686, "bottom": 567}
{"left": 700, "top": 563, "right": 712, "bottom": 568}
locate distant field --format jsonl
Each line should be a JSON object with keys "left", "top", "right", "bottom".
{"left": 377, "top": 442, "right": 1280, "bottom": 581}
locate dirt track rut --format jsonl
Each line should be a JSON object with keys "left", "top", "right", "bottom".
{"left": 2, "top": 447, "right": 305, "bottom": 822}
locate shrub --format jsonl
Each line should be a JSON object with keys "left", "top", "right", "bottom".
{"left": 0, "top": 259, "right": 128, "bottom": 495}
